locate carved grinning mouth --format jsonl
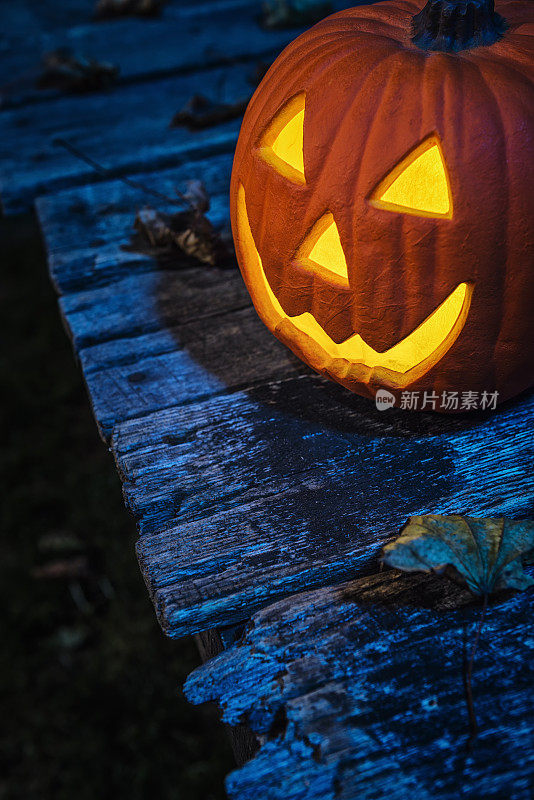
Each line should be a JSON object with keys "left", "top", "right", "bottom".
{"left": 236, "top": 183, "right": 473, "bottom": 389}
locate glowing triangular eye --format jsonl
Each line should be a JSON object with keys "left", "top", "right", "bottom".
{"left": 259, "top": 93, "right": 305, "bottom": 184}
{"left": 296, "top": 212, "right": 349, "bottom": 285}
{"left": 370, "top": 136, "right": 452, "bottom": 218}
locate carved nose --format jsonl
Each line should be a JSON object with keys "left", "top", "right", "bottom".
{"left": 295, "top": 212, "right": 349, "bottom": 288}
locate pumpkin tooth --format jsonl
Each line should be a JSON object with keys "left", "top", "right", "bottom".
{"left": 236, "top": 183, "right": 473, "bottom": 383}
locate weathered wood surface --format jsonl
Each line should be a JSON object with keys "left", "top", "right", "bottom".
{"left": 0, "top": 0, "right": 302, "bottom": 104}
{"left": 25, "top": 2, "right": 534, "bottom": 794}
{"left": 41, "top": 153, "right": 235, "bottom": 293}
{"left": 1, "top": 0, "right": 358, "bottom": 106}
{"left": 186, "top": 569, "right": 534, "bottom": 799}
{"left": 0, "top": 0, "right": 357, "bottom": 213}
{"left": 37, "top": 159, "right": 534, "bottom": 638}
{"left": 0, "top": 63, "right": 244, "bottom": 214}
{"left": 37, "top": 154, "right": 306, "bottom": 439}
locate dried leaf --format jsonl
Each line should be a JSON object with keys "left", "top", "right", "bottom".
{"left": 38, "top": 49, "right": 119, "bottom": 93}
{"left": 383, "top": 515, "right": 534, "bottom": 595}
{"left": 134, "top": 205, "right": 230, "bottom": 267}
{"left": 134, "top": 206, "right": 173, "bottom": 248}
{"left": 94, "top": 0, "right": 165, "bottom": 19}
{"left": 261, "top": 0, "right": 333, "bottom": 29}
{"left": 171, "top": 93, "right": 249, "bottom": 131}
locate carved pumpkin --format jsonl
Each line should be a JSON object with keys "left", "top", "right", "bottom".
{"left": 230, "top": 0, "right": 534, "bottom": 411}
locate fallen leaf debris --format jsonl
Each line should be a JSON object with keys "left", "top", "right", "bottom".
{"left": 383, "top": 514, "right": 534, "bottom": 595}
{"left": 171, "top": 93, "right": 249, "bottom": 131}
{"left": 134, "top": 180, "right": 232, "bottom": 267}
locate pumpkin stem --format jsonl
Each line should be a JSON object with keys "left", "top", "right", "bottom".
{"left": 412, "top": 0, "right": 506, "bottom": 52}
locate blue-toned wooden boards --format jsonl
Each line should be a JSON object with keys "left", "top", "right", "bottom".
{"left": 185, "top": 570, "right": 534, "bottom": 799}
{"left": 37, "top": 157, "right": 534, "bottom": 638}
{"left": 0, "top": 0, "right": 357, "bottom": 213}
{"left": 0, "top": 63, "right": 245, "bottom": 214}
{"left": 41, "top": 154, "right": 234, "bottom": 293}
{"left": 0, "top": 0, "right": 305, "bottom": 108}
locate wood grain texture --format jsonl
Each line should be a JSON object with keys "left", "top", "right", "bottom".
{"left": 38, "top": 153, "right": 234, "bottom": 292}
{"left": 185, "top": 570, "right": 534, "bottom": 799}
{"left": 129, "top": 375, "right": 534, "bottom": 636}
{"left": 1, "top": 0, "right": 360, "bottom": 109}
{"left": 83, "top": 309, "right": 306, "bottom": 438}
{"left": 0, "top": 62, "right": 246, "bottom": 214}
{"left": 36, "top": 158, "right": 534, "bottom": 639}
{"left": 0, "top": 0, "right": 302, "bottom": 107}
{"left": 195, "top": 627, "right": 259, "bottom": 765}
{"left": 0, "top": 0, "right": 359, "bottom": 212}
{"left": 36, "top": 155, "right": 307, "bottom": 439}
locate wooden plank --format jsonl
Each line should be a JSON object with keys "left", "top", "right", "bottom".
{"left": 36, "top": 158, "right": 305, "bottom": 440}
{"left": 0, "top": 0, "right": 94, "bottom": 71}
{"left": 61, "top": 269, "right": 249, "bottom": 352}
{"left": 194, "top": 627, "right": 258, "bottom": 766}
{"left": 117, "top": 375, "right": 534, "bottom": 529}
{"left": 126, "top": 375, "right": 534, "bottom": 635}
{"left": 1, "top": 0, "right": 363, "bottom": 211}
{"left": 0, "top": 0, "right": 322, "bottom": 108}
{"left": 37, "top": 152, "right": 233, "bottom": 292}
{"left": 81, "top": 308, "right": 305, "bottom": 438}
{"left": 185, "top": 570, "right": 534, "bottom": 799}
{"left": 0, "top": 61, "right": 249, "bottom": 213}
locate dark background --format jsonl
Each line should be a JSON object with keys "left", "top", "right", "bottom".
{"left": 0, "top": 214, "right": 232, "bottom": 799}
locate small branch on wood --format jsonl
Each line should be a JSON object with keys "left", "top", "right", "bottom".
{"left": 94, "top": 0, "right": 166, "bottom": 19}
{"left": 384, "top": 517, "right": 534, "bottom": 747}
{"left": 170, "top": 94, "right": 249, "bottom": 131}
{"left": 54, "top": 138, "right": 193, "bottom": 209}
{"left": 38, "top": 49, "right": 119, "bottom": 93}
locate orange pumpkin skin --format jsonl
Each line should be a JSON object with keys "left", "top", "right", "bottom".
{"left": 230, "top": 0, "right": 534, "bottom": 411}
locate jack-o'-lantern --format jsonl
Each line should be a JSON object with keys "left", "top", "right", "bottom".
{"left": 230, "top": 0, "right": 534, "bottom": 412}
